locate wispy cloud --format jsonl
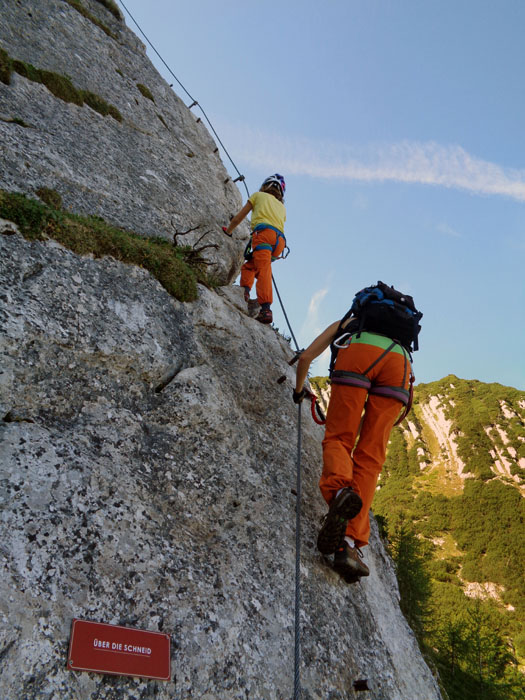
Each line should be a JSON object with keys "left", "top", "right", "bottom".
{"left": 307, "top": 288, "right": 328, "bottom": 317}
{"left": 219, "top": 124, "right": 525, "bottom": 202}
{"left": 300, "top": 287, "right": 329, "bottom": 340}
{"left": 437, "top": 222, "right": 462, "bottom": 238}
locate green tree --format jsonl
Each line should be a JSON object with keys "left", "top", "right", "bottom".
{"left": 465, "top": 603, "right": 513, "bottom": 698}
{"left": 434, "top": 617, "right": 466, "bottom": 678}
{"left": 389, "top": 515, "right": 431, "bottom": 638}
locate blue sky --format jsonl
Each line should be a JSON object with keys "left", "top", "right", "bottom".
{"left": 119, "top": 1, "right": 525, "bottom": 389}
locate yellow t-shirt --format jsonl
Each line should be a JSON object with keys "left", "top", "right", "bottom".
{"left": 248, "top": 191, "right": 286, "bottom": 234}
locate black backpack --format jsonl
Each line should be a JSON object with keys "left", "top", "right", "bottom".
{"left": 329, "top": 281, "right": 422, "bottom": 375}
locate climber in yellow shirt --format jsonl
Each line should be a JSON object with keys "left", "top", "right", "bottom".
{"left": 223, "top": 174, "right": 286, "bottom": 324}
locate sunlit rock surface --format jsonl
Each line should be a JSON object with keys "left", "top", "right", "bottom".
{"left": 0, "top": 0, "right": 247, "bottom": 284}
{"left": 0, "top": 1, "right": 442, "bottom": 697}
{"left": 0, "top": 232, "right": 441, "bottom": 699}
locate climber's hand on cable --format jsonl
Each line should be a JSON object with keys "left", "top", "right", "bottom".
{"left": 292, "top": 388, "right": 306, "bottom": 404}
{"left": 222, "top": 226, "right": 232, "bottom": 237}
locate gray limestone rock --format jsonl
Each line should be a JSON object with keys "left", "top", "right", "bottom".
{"left": 0, "top": 0, "right": 249, "bottom": 285}
{"left": 0, "top": 232, "right": 442, "bottom": 699}
{"left": 0, "top": 2, "right": 442, "bottom": 697}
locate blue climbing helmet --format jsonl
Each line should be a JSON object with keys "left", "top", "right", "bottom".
{"left": 261, "top": 173, "right": 286, "bottom": 197}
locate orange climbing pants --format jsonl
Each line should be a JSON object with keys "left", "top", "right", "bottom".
{"left": 239, "top": 228, "right": 285, "bottom": 305}
{"left": 320, "top": 340, "right": 410, "bottom": 548}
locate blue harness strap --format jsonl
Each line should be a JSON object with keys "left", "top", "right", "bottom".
{"left": 251, "top": 224, "right": 286, "bottom": 257}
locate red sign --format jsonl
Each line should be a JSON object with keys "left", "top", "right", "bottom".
{"left": 68, "top": 619, "right": 171, "bottom": 680}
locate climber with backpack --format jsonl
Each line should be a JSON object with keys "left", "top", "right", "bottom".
{"left": 222, "top": 174, "right": 286, "bottom": 324}
{"left": 293, "top": 282, "right": 422, "bottom": 583}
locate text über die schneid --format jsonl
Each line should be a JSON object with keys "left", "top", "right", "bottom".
{"left": 93, "top": 638, "right": 152, "bottom": 655}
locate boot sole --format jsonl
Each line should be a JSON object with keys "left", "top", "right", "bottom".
{"left": 317, "top": 490, "right": 362, "bottom": 555}
{"left": 333, "top": 560, "right": 368, "bottom": 584}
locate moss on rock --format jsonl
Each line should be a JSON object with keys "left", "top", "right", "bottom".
{"left": 0, "top": 190, "right": 214, "bottom": 302}
{"left": 63, "top": 0, "right": 117, "bottom": 40}
{"left": 0, "top": 46, "right": 12, "bottom": 85}
{"left": 3, "top": 47, "right": 122, "bottom": 122}
{"left": 36, "top": 187, "right": 63, "bottom": 210}
{"left": 137, "top": 83, "right": 155, "bottom": 102}
{"left": 94, "top": 0, "right": 122, "bottom": 21}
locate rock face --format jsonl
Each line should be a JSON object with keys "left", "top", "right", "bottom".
{"left": 0, "top": 2, "right": 443, "bottom": 699}
{"left": 1, "top": 234, "right": 442, "bottom": 700}
{"left": 0, "top": 0, "right": 248, "bottom": 284}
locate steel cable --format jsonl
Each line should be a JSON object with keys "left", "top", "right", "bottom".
{"left": 116, "top": 5, "right": 304, "bottom": 694}
{"left": 272, "top": 273, "right": 300, "bottom": 353}
{"left": 294, "top": 403, "right": 303, "bottom": 699}
{"left": 117, "top": 0, "right": 249, "bottom": 198}
{"left": 118, "top": 1, "right": 299, "bottom": 351}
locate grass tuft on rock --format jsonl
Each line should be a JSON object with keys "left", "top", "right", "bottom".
{"left": 40, "top": 69, "right": 84, "bottom": 105}
{"left": 4, "top": 48, "right": 122, "bottom": 121}
{"left": 0, "top": 190, "right": 211, "bottom": 302}
{"left": 0, "top": 46, "right": 12, "bottom": 84}
{"left": 36, "top": 187, "right": 63, "bottom": 209}
{"left": 0, "top": 116, "right": 30, "bottom": 127}
{"left": 94, "top": 0, "right": 123, "bottom": 20}
{"left": 63, "top": 0, "right": 117, "bottom": 40}
{"left": 137, "top": 83, "right": 155, "bottom": 102}
{"left": 82, "top": 89, "right": 113, "bottom": 116}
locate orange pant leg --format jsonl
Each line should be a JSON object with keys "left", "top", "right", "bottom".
{"left": 320, "top": 342, "right": 409, "bottom": 547}
{"left": 239, "top": 258, "right": 256, "bottom": 292}
{"left": 345, "top": 393, "right": 404, "bottom": 547}
{"left": 320, "top": 385, "right": 368, "bottom": 502}
{"left": 252, "top": 247, "right": 273, "bottom": 304}
{"left": 271, "top": 235, "right": 285, "bottom": 260}
{"left": 240, "top": 229, "right": 285, "bottom": 305}
{"left": 250, "top": 228, "right": 284, "bottom": 305}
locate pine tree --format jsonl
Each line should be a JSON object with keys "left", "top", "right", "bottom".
{"left": 465, "top": 602, "right": 513, "bottom": 698}
{"left": 389, "top": 514, "right": 431, "bottom": 638}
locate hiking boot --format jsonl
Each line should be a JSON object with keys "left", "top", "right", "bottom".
{"left": 333, "top": 542, "right": 370, "bottom": 583}
{"left": 317, "top": 487, "right": 362, "bottom": 554}
{"left": 243, "top": 287, "right": 250, "bottom": 303}
{"left": 247, "top": 299, "right": 260, "bottom": 317}
{"left": 255, "top": 308, "right": 273, "bottom": 324}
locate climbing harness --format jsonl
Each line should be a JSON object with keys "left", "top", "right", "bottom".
{"left": 243, "top": 224, "right": 290, "bottom": 262}
{"left": 330, "top": 333, "right": 415, "bottom": 426}
{"left": 326, "top": 281, "right": 422, "bottom": 427}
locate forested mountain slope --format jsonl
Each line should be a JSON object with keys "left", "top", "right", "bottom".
{"left": 311, "top": 374, "right": 525, "bottom": 700}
